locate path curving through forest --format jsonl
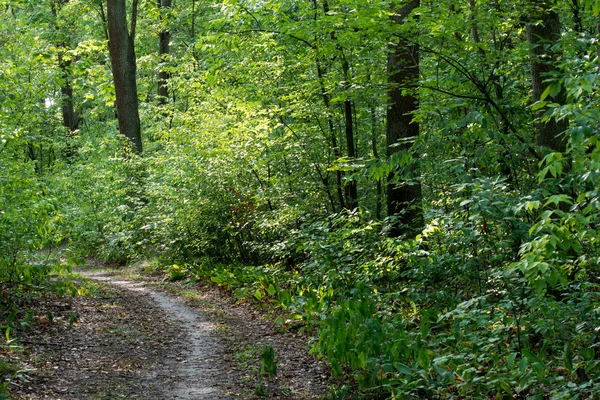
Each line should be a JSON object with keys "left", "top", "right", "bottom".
{"left": 8, "top": 266, "right": 331, "bottom": 399}
{"left": 81, "top": 271, "right": 223, "bottom": 399}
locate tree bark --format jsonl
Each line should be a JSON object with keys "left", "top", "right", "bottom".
{"left": 341, "top": 54, "right": 358, "bottom": 210}
{"left": 527, "top": 0, "right": 568, "bottom": 152}
{"left": 107, "top": 0, "right": 142, "bottom": 154}
{"left": 59, "top": 56, "right": 79, "bottom": 133}
{"left": 386, "top": 0, "right": 423, "bottom": 237}
{"left": 158, "top": 0, "right": 171, "bottom": 104}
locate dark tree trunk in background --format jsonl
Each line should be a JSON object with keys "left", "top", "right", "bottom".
{"left": 59, "top": 56, "right": 79, "bottom": 133}
{"left": 59, "top": 55, "right": 79, "bottom": 160}
{"left": 341, "top": 55, "right": 358, "bottom": 210}
{"left": 312, "top": 0, "right": 344, "bottom": 211}
{"left": 107, "top": 0, "right": 142, "bottom": 154}
{"left": 323, "top": 0, "right": 357, "bottom": 210}
{"left": 51, "top": 0, "right": 79, "bottom": 159}
{"left": 316, "top": 56, "right": 344, "bottom": 211}
{"left": 527, "top": 0, "right": 568, "bottom": 152}
{"left": 371, "top": 104, "right": 382, "bottom": 220}
{"left": 158, "top": 0, "right": 171, "bottom": 104}
{"left": 386, "top": 0, "right": 423, "bottom": 238}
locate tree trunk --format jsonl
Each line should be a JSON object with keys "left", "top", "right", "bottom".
{"left": 107, "top": 0, "right": 142, "bottom": 154}
{"left": 59, "top": 56, "right": 79, "bottom": 133}
{"left": 312, "top": 0, "right": 344, "bottom": 211}
{"left": 527, "top": 0, "right": 567, "bottom": 152}
{"left": 370, "top": 103, "right": 382, "bottom": 220}
{"left": 321, "top": 0, "right": 357, "bottom": 210}
{"left": 341, "top": 54, "right": 358, "bottom": 210}
{"left": 158, "top": 0, "right": 171, "bottom": 104}
{"left": 51, "top": 0, "right": 79, "bottom": 159}
{"left": 386, "top": 0, "right": 423, "bottom": 237}
{"left": 59, "top": 55, "right": 79, "bottom": 160}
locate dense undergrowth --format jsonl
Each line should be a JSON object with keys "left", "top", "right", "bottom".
{"left": 154, "top": 205, "right": 600, "bottom": 399}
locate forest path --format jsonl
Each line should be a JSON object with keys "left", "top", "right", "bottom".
{"left": 82, "top": 271, "right": 223, "bottom": 399}
{"left": 9, "top": 265, "right": 331, "bottom": 399}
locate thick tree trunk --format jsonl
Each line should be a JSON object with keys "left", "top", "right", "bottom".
{"left": 158, "top": 0, "right": 171, "bottom": 104}
{"left": 386, "top": 0, "right": 423, "bottom": 237}
{"left": 107, "top": 0, "right": 142, "bottom": 154}
{"left": 527, "top": 0, "right": 567, "bottom": 152}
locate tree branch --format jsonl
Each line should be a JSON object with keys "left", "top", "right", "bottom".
{"left": 130, "top": 0, "right": 138, "bottom": 41}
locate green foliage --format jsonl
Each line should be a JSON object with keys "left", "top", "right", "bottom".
{"left": 260, "top": 345, "right": 277, "bottom": 380}
{"left": 2, "top": 0, "right": 600, "bottom": 398}
{"left": 0, "top": 359, "right": 20, "bottom": 397}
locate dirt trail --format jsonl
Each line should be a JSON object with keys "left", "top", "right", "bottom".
{"left": 83, "top": 272, "right": 222, "bottom": 399}
{"left": 7, "top": 267, "right": 332, "bottom": 399}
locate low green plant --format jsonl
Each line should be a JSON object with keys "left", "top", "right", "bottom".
{"left": 259, "top": 345, "right": 277, "bottom": 379}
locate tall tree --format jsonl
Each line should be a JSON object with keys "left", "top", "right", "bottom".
{"left": 321, "top": 0, "right": 358, "bottom": 209}
{"left": 58, "top": 55, "right": 79, "bottom": 133}
{"left": 386, "top": 0, "right": 423, "bottom": 237}
{"left": 341, "top": 50, "right": 358, "bottom": 210}
{"left": 158, "top": 0, "right": 171, "bottom": 105}
{"left": 51, "top": 0, "right": 80, "bottom": 135}
{"left": 106, "top": 0, "right": 142, "bottom": 154}
{"left": 312, "top": 0, "right": 345, "bottom": 210}
{"left": 527, "top": 0, "right": 568, "bottom": 152}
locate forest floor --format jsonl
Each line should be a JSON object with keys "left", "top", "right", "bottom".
{"left": 3, "top": 262, "right": 333, "bottom": 399}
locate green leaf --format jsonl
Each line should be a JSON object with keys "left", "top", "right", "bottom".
{"left": 394, "top": 362, "right": 412, "bottom": 376}
{"left": 544, "top": 194, "right": 572, "bottom": 207}
{"left": 564, "top": 342, "right": 573, "bottom": 372}
{"left": 523, "top": 349, "right": 544, "bottom": 366}
{"left": 419, "top": 318, "right": 430, "bottom": 338}
{"left": 518, "top": 357, "right": 529, "bottom": 374}
{"left": 417, "top": 347, "right": 431, "bottom": 370}
{"left": 532, "top": 279, "right": 547, "bottom": 293}
{"left": 594, "top": 0, "right": 600, "bottom": 16}
{"left": 531, "top": 361, "right": 544, "bottom": 377}
{"left": 267, "top": 284, "right": 276, "bottom": 297}
{"left": 531, "top": 101, "right": 547, "bottom": 111}
{"left": 546, "top": 269, "right": 559, "bottom": 287}
{"left": 540, "top": 81, "right": 562, "bottom": 101}
{"left": 253, "top": 289, "right": 263, "bottom": 301}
